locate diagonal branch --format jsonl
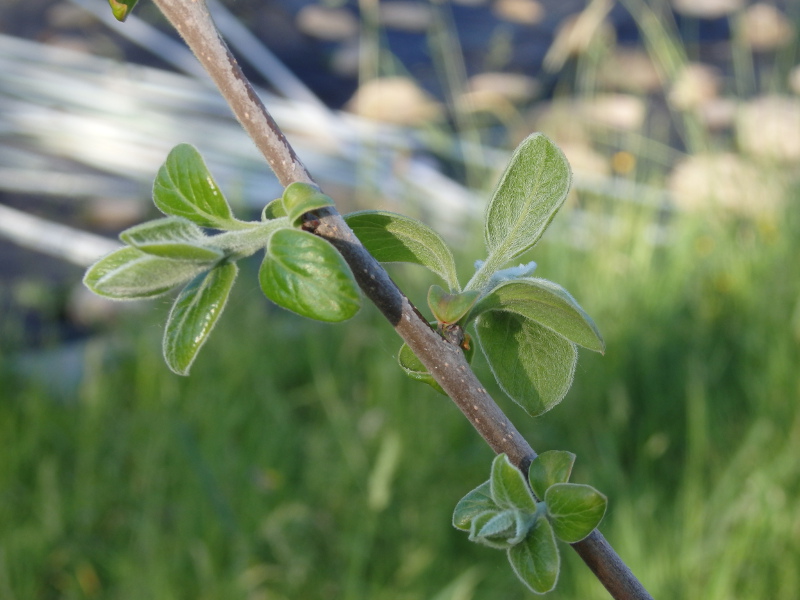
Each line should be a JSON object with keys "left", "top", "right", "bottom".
{"left": 148, "top": 1, "right": 652, "bottom": 598}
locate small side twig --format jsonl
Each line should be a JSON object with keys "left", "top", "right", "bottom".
{"left": 150, "top": 1, "right": 653, "bottom": 598}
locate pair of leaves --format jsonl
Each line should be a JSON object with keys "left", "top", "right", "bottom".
{"left": 466, "top": 134, "right": 602, "bottom": 417}
{"left": 347, "top": 135, "right": 603, "bottom": 417}
{"left": 85, "top": 144, "right": 361, "bottom": 374}
{"left": 85, "top": 145, "right": 245, "bottom": 374}
{"left": 453, "top": 453, "right": 607, "bottom": 594}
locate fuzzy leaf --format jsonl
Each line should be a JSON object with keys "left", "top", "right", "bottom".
{"left": 545, "top": 483, "right": 607, "bottom": 543}
{"left": 259, "top": 228, "right": 360, "bottom": 322}
{"left": 507, "top": 518, "right": 560, "bottom": 595}
{"left": 163, "top": 262, "right": 238, "bottom": 376}
{"left": 84, "top": 246, "right": 207, "bottom": 300}
{"left": 476, "top": 311, "right": 577, "bottom": 416}
{"left": 468, "top": 510, "right": 516, "bottom": 550}
{"left": 120, "top": 217, "right": 223, "bottom": 262}
{"left": 490, "top": 454, "right": 538, "bottom": 512}
{"left": 281, "top": 182, "right": 334, "bottom": 225}
{"left": 345, "top": 211, "right": 459, "bottom": 290}
{"left": 471, "top": 278, "right": 604, "bottom": 352}
{"left": 528, "top": 451, "right": 576, "bottom": 500}
{"left": 397, "top": 342, "right": 446, "bottom": 395}
{"left": 485, "top": 133, "right": 571, "bottom": 265}
{"left": 453, "top": 481, "right": 496, "bottom": 531}
{"left": 153, "top": 144, "right": 235, "bottom": 228}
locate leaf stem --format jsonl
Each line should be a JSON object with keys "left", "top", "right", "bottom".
{"left": 147, "top": 2, "right": 653, "bottom": 598}
{"left": 209, "top": 219, "right": 286, "bottom": 258}
{"left": 465, "top": 252, "right": 506, "bottom": 293}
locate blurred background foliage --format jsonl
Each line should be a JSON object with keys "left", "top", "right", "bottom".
{"left": 1, "top": 0, "right": 799, "bottom": 598}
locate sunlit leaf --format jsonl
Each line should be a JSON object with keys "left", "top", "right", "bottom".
{"left": 345, "top": 211, "right": 459, "bottom": 290}
{"left": 120, "top": 217, "right": 223, "bottom": 262}
{"left": 471, "top": 278, "right": 604, "bottom": 352}
{"left": 84, "top": 246, "right": 207, "bottom": 300}
{"left": 484, "top": 134, "right": 571, "bottom": 265}
{"left": 507, "top": 518, "right": 560, "bottom": 594}
{"left": 545, "top": 483, "right": 607, "bottom": 543}
{"left": 153, "top": 144, "right": 235, "bottom": 228}
{"left": 476, "top": 311, "right": 577, "bottom": 416}
{"left": 259, "top": 228, "right": 360, "bottom": 322}
{"left": 163, "top": 262, "right": 238, "bottom": 376}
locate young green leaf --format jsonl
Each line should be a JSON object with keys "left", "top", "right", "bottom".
{"left": 120, "top": 217, "right": 223, "bottom": 262}
{"left": 153, "top": 144, "right": 235, "bottom": 228}
{"left": 163, "top": 262, "right": 238, "bottom": 376}
{"left": 262, "top": 198, "right": 287, "bottom": 220}
{"left": 398, "top": 343, "right": 446, "bottom": 395}
{"left": 344, "top": 211, "right": 459, "bottom": 290}
{"left": 484, "top": 133, "right": 571, "bottom": 266}
{"left": 453, "top": 481, "right": 496, "bottom": 531}
{"left": 528, "top": 451, "right": 576, "bottom": 500}
{"left": 545, "top": 483, "right": 607, "bottom": 543}
{"left": 469, "top": 510, "right": 516, "bottom": 550}
{"left": 428, "top": 286, "right": 480, "bottom": 325}
{"left": 476, "top": 311, "right": 577, "bottom": 416}
{"left": 490, "top": 454, "right": 538, "bottom": 512}
{"left": 108, "top": 0, "right": 138, "bottom": 21}
{"left": 471, "top": 278, "right": 604, "bottom": 353}
{"left": 507, "top": 518, "right": 560, "bottom": 595}
{"left": 84, "top": 246, "right": 207, "bottom": 300}
{"left": 259, "top": 228, "right": 360, "bottom": 322}
{"left": 281, "top": 182, "right": 334, "bottom": 226}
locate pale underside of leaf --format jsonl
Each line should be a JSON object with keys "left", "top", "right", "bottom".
{"left": 121, "top": 217, "right": 223, "bottom": 262}
{"left": 484, "top": 133, "right": 571, "bottom": 266}
{"left": 84, "top": 246, "right": 207, "bottom": 300}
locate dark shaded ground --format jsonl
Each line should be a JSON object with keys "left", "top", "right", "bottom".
{"left": 0, "top": 0, "right": 755, "bottom": 350}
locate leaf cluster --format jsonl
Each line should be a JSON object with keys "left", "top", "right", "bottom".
{"left": 84, "top": 144, "right": 361, "bottom": 375}
{"left": 453, "top": 452, "right": 607, "bottom": 594}
{"left": 347, "top": 134, "right": 604, "bottom": 416}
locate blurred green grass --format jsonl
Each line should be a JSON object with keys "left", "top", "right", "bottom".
{"left": 1, "top": 185, "right": 798, "bottom": 599}
{"left": 2, "top": 1, "right": 800, "bottom": 596}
